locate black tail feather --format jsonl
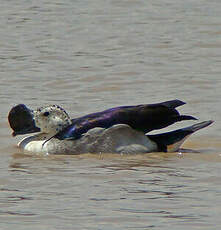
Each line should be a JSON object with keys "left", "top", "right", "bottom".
{"left": 147, "top": 120, "right": 214, "bottom": 152}
{"left": 176, "top": 115, "right": 198, "bottom": 122}
{"left": 179, "top": 120, "right": 214, "bottom": 133}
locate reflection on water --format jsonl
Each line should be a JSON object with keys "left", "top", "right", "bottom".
{"left": 1, "top": 0, "right": 221, "bottom": 229}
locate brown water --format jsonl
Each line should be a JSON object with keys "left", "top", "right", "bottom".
{"left": 1, "top": 0, "right": 221, "bottom": 229}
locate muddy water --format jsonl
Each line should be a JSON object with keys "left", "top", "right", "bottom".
{"left": 1, "top": 0, "right": 221, "bottom": 229}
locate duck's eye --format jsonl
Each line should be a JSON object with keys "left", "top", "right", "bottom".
{"left": 43, "top": 111, "right": 50, "bottom": 117}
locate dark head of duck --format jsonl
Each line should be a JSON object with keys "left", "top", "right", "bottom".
{"left": 8, "top": 104, "right": 40, "bottom": 136}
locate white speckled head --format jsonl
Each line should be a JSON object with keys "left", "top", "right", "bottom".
{"left": 34, "top": 105, "right": 72, "bottom": 135}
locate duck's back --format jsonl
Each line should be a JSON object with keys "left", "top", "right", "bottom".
{"left": 56, "top": 100, "right": 196, "bottom": 140}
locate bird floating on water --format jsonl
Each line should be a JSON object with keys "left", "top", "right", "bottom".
{"left": 8, "top": 100, "right": 213, "bottom": 155}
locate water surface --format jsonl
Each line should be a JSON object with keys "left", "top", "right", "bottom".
{"left": 1, "top": 0, "right": 221, "bottom": 229}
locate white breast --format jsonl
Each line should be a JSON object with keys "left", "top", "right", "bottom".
{"left": 18, "top": 135, "right": 51, "bottom": 155}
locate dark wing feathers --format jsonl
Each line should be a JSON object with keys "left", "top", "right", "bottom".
{"left": 156, "top": 99, "right": 186, "bottom": 109}
{"left": 55, "top": 100, "right": 196, "bottom": 140}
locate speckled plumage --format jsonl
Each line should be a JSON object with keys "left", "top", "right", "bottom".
{"left": 34, "top": 105, "right": 72, "bottom": 135}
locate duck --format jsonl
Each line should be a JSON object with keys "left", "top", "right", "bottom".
{"left": 8, "top": 100, "right": 213, "bottom": 155}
